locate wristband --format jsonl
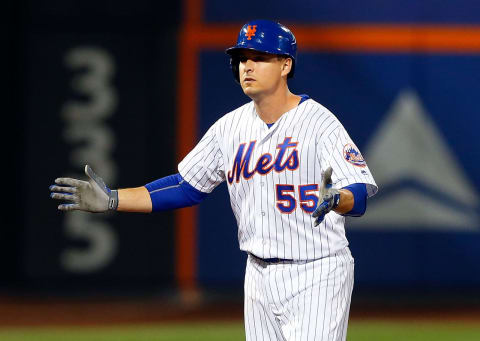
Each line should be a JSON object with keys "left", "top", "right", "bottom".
{"left": 108, "top": 190, "right": 119, "bottom": 210}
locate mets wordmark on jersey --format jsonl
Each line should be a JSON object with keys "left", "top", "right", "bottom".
{"left": 179, "top": 99, "right": 377, "bottom": 261}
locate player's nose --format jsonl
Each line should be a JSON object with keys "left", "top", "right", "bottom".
{"left": 244, "top": 58, "right": 255, "bottom": 71}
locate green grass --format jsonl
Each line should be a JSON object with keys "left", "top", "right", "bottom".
{"left": 0, "top": 320, "right": 479, "bottom": 341}
{"left": 0, "top": 322, "right": 243, "bottom": 341}
{"left": 349, "top": 321, "right": 480, "bottom": 341}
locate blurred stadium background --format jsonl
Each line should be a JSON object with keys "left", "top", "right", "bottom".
{"left": 6, "top": 0, "right": 480, "bottom": 340}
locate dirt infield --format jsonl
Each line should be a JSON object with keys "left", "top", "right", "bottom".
{"left": 1, "top": 294, "right": 479, "bottom": 327}
{"left": 0, "top": 293, "right": 243, "bottom": 326}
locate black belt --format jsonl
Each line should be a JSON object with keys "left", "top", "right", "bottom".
{"left": 250, "top": 253, "right": 291, "bottom": 263}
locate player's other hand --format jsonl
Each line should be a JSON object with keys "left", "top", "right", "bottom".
{"left": 312, "top": 166, "right": 340, "bottom": 226}
{"left": 49, "top": 165, "right": 118, "bottom": 212}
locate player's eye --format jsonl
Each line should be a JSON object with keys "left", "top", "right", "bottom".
{"left": 238, "top": 55, "right": 266, "bottom": 63}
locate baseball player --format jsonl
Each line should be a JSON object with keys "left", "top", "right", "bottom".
{"left": 50, "top": 20, "right": 377, "bottom": 341}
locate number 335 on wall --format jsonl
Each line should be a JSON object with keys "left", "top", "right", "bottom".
{"left": 60, "top": 46, "right": 118, "bottom": 274}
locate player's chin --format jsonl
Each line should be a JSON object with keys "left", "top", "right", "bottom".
{"left": 242, "top": 84, "right": 260, "bottom": 97}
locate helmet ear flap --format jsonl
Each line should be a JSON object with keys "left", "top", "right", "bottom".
{"left": 230, "top": 56, "right": 240, "bottom": 83}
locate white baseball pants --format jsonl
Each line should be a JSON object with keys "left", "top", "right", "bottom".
{"left": 244, "top": 247, "right": 355, "bottom": 341}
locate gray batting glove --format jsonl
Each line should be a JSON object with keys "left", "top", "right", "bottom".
{"left": 49, "top": 165, "right": 118, "bottom": 212}
{"left": 312, "top": 166, "right": 340, "bottom": 226}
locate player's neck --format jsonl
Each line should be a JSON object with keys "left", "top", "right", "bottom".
{"left": 253, "top": 88, "right": 301, "bottom": 124}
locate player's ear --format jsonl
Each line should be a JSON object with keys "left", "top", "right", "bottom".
{"left": 281, "top": 57, "right": 292, "bottom": 78}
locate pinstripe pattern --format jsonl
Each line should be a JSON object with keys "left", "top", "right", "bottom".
{"left": 178, "top": 98, "right": 377, "bottom": 260}
{"left": 245, "top": 248, "right": 355, "bottom": 341}
{"left": 178, "top": 98, "right": 376, "bottom": 340}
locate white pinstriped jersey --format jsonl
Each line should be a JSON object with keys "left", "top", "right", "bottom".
{"left": 178, "top": 98, "right": 377, "bottom": 260}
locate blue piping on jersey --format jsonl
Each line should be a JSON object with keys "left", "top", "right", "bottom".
{"left": 298, "top": 94, "right": 310, "bottom": 104}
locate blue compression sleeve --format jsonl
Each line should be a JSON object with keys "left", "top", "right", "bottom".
{"left": 341, "top": 183, "right": 367, "bottom": 217}
{"left": 144, "top": 173, "right": 208, "bottom": 211}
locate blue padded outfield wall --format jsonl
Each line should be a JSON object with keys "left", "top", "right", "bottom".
{"left": 194, "top": 1, "right": 480, "bottom": 292}
{"left": 204, "top": 0, "right": 479, "bottom": 24}
{"left": 12, "top": 0, "right": 479, "bottom": 296}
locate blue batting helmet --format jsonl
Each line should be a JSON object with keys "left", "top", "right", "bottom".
{"left": 225, "top": 20, "right": 297, "bottom": 83}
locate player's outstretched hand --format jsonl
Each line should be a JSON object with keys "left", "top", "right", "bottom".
{"left": 49, "top": 165, "right": 118, "bottom": 212}
{"left": 312, "top": 166, "right": 340, "bottom": 226}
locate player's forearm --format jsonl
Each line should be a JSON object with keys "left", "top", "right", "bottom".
{"left": 334, "top": 189, "right": 354, "bottom": 214}
{"left": 117, "top": 187, "right": 152, "bottom": 213}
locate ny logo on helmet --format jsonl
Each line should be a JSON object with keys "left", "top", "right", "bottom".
{"left": 245, "top": 25, "right": 257, "bottom": 40}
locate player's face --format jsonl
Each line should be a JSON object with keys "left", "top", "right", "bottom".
{"left": 237, "top": 50, "right": 291, "bottom": 98}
